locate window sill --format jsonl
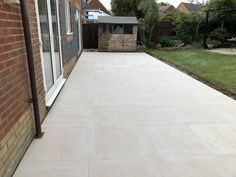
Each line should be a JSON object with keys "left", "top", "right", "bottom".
{"left": 67, "top": 32, "right": 74, "bottom": 36}
{"left": 66, "top": 32, "right": 74, "bottom": 42}
{"left": 45, "top": 79, "right": 66, "bottom": 107}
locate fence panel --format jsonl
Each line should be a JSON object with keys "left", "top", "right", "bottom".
{"left": 83, "top": 24, "right": 98, "bottom": 49}
{"left": 152, "top": 22, "right": 174, "bottom": 43}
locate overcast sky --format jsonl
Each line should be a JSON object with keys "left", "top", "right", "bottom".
{"left": 100, "top": 0, "right": 206, "bottom": 10}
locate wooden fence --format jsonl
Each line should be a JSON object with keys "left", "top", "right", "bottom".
{"left": 82, "top": 24, "right": 98, "bottom": 49}
{"left": 152, "top": 21, "right": 174, "bottom": 43}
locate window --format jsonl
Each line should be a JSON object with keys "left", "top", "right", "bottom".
{"left": 65, "top": 1, "right": 72, "bottom": 34}
{"left": 113, "top": 24, "right": 124, "bottom": 34}
{"left": 103, "top": 24, "right": 112, "bottom": 34}
{"left": 124, "top": 25, "right": 133, "bottom": 34}
{"left": 102, "top": 24, "right": 134, "bottom": 35}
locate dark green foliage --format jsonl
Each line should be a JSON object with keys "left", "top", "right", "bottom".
{"left": 207, "top": 0, "right": 236, "bottom": 35}
{"left": 111, "top": 0, "right": 143, "bottom": 18}
{"left": 173, "top": 12, "right": 197, "bottom": 44}
{"left": 206, "top": 27, "right": 229, "bottom": 48}
{"left": 160, "top": 2, "right": 167, "bottom": 6}
{"left": 159, "top": 36, "right": 183, "bottom": 47}
{"left": 207, "top": 0, "right": 236, "bottom": 10}
{"left": 210, "top": 27, "right": 229, "bottom": 42}
{"left": 138, "top": 0, "right": 159, "bottom": 48}
{"left": 206, "top": 39, "right": 223, "bottom": 48}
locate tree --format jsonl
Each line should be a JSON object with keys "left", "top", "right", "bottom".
{"left": 138, "top": 0, "right": 159, "bottom": 47}
{"left": 111, "top": 0, "right": 143, "bottom": 17}
{"left": 207, "top": 0, "right": 236, "bottom": 9}
{"left": 111, "top": 0, "right": 159, "bottom": 48}
{"left": 207, "top": 0, "right": 236, "bottom": 32}
{"left": 191, "top": 0, "right": 206, "bottom": 38}
{"left": 173, "top": 12, "right": 197, "bottom": 43}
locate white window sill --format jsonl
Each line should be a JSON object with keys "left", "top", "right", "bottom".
{"left": 46, "top": 79, "right": 66, "bottom": 107}
{"left": 67, "top": 32, "right": 74, "bottom": 35}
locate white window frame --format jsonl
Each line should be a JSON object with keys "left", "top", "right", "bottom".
{"left": 35, "top": 0, "right": 66, "bottom": 107}
{"left": 65, "top": 0, "right": 72, "bottom": 34}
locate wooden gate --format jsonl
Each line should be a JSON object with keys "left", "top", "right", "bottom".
{"left": 82, "top": 24, "right": 98, "bottom": 49}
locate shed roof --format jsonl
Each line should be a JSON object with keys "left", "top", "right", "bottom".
{"left": 98, "top": 16, "right": 138, "bottom": 24}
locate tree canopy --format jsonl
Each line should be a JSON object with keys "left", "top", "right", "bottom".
{"left": 207, "top": 0, "right": 236, "bottom": 9}
{"left": 111, "top": 0, "right": 143, "bottom": 17}
{"left": 138, "top": 0, "right": 159, "bottom": 47}
{"left": 206, "top": 0, "right": 236, "bottom": 35}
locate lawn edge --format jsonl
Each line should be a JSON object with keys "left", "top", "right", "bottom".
{"left": 146, "top": 50, "right": 236, "bottom": 101}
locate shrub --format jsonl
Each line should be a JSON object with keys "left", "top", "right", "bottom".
{"left": 173, "top": 12, "right": 197, "bottom": 44}
{"left": 155, "top": 43, "right": 162, "bottom": 49}
{"left": 192, "top": 41, "right": 203, "bottom": 48}
{"left": 159, "top": 36, "right": 183, "bottom": 47}
{"left": 206, "top": 39, "right": 223, "bottom": 48}
{"left": 210, "top": 27, "right": 229, "bottom": 43}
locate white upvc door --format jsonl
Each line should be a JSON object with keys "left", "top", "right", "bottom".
{"left": 35, "top": 0, "right": 65, "bottom": 107}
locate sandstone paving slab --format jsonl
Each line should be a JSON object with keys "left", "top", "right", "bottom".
{"left": 13, "top": 52, "right": 236, "bottom": 177}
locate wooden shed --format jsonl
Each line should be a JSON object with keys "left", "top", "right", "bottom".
{"left": 97, "top": 16, "right": 138, "bottom": 52}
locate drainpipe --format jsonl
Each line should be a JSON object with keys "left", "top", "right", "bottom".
{"left": 20, "top": 0, "right": 43, "bottom": 138}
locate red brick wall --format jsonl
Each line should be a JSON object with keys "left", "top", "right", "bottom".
{"left": 0, "top": 0, "right": 46, "bottom": 142}
{"left": 88, "top": 0, "right": 111, "bottom": 15}
{"left": 177, "top": 3, "right": 190, "bottom": 14}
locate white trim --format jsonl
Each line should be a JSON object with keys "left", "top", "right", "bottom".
{"left": 76, "top": 9, "right": 82, "bottom": 54}
{"left": 56, "top": 0, "right": 64, "bottom": 76}
{"left": 35, "top": 0, "right": 66, "bottom": 107}
{"left": 65, "top": 0, "right": 72, "bottom": 34}
{"left": 35, "top": 0, "right": 47, "bottom": 93}
{"left": 46, "top": 79, "right": 66, "bottom": 107}
{"left": 47, "top": 0, "right": 58, "bottom": 84}
{"left": 66, "top": 32, "right": 74, "bottom": 35}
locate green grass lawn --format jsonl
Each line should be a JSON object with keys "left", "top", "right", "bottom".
{"left": 147, "top": 49, "right": 236, "bottom": 98}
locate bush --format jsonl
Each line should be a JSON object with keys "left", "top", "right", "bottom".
{"left": 206, "top": 39, "right": 223, "bottom": 48}
{"left": 159, "top": 36, "right": 183, "bottom": 47}
{"left": 155, "top": 43, "right": 162, "bottom": 49}
{"left": 210, "top": 27, "right": 229, "bottom": 43}
{"left": 173, "top": 12, "right": 197, "bottom": 44}
{"left": 192, "top": 41, "right": 203, "bottom": 48}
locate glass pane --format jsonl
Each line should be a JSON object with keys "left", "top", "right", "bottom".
{"left": 38, "top": 0, "right": 54, "bottom": 91}
{"left": 65, "top": 1, "right": 71, "bottom": 33}
{"left": 50, "top": 0, "right": 62, "bottom": 79}
{"left": 103, "top": 24, "right": 112, "bottom": 34}
{"left": 113, "top": 24, "right": 124, "bottom": 34}
{"left": 124, "top": 25, "right": 133, "bottom": 34}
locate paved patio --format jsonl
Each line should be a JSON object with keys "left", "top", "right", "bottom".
{"left": 14, "top": 52, "right": 236, "bottom": 177}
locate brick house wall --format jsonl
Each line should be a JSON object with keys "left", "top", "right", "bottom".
{"left": 177, "top": 3, "right": 200, "bottom": 15}
{"left": 177, "top": 3, "right": 191, "bottom": 14}
{"left": 0, "top": 0, "right": 84, "bottom": 176}
{"left": 88, "top": 0, "right": 111, "bottom": 15}
{"left": 0, "top": 1, "right": 46, "bottom": 177}
{"left": 59, "top": 0, "right": 83, "bottom": 78}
